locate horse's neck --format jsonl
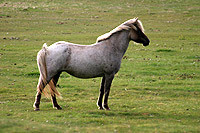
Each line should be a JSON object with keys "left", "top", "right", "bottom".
{"left": 109, "top": 30, "right": 130, "bottom": 55}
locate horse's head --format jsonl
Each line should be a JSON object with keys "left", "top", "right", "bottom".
{"left": 128, "top": 18, "right": 150, "bottom": 46}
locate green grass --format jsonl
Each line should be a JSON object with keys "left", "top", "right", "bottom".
{"left": 0, "top": 0, "right": 200, "bottom": 132}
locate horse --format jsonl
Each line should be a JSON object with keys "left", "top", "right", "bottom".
{"left": 33, "top": 17, "right": 150, "bottom": 111}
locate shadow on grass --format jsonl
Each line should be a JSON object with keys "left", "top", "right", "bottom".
{"left": 155, "top": 49, "right": 175, "bottom": 52}
{"left": 87, "top": 110, "right": 160, "bottom": 119}
{"left": 87, "top": 109, "right": 199, "bottom": 121}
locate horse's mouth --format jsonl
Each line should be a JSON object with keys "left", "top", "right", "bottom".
{"left": 143, "top": 42, "right": 149, "bottom": 46}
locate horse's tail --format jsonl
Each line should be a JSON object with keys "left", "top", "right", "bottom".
{"left": 37, "top": 43, "right": 60, "bottom": 97}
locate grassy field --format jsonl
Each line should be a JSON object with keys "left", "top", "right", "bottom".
{"left": 0, "top": 0, "right": 200, "bottom": 132}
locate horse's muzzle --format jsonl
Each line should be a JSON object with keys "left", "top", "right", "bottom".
{"left": 143, "top": 38, "right": 150, "bottom": 46}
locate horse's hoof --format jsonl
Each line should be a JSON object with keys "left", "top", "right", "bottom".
{"left": 98, "top": 107, "right": 104, "bottom": 110}
{"left": 57, "top": 107, "right": 62, "bottom": 110}
{"left": 34, "top": 108, "right": 40, "bottom": 111}
{"left": 54, "top": 106, "right": 62, "bottom": 110}
{"left": 103, "top": 105, "right": 110, "bottom": 110}
{"left": 104, "top": 107, "right": 110, "bottom": 111}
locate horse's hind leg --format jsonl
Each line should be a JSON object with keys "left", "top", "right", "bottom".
{"left": 33, "top": 76, "right": 46, "bottom": 111}
{"left": 34, "top": 92, "right": 41, "bottom": 111}
{"left": 52, "top": 94, "right": 62, "bottom": 110}
{"left": 103, "top": 74, "right": 114, "bottom": 110}
{"left": 51, "top": 72, "right": 62, "bottom": 110}
{"left": 97, "top": 76, "right": 105, "bottom": 110}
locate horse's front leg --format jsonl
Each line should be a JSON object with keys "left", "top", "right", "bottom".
{"left": 103, "top": 74, "right": 114, "bottom": 110}
{"left": 97, "top": 76, "right": 105, "bottom": 110}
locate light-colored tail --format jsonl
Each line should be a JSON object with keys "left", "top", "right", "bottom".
{"left": 37, "top": 43, "right": 60, "bottom": 97}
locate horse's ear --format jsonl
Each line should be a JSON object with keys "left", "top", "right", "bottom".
{"left": 135, "top": 17, "right": 138, "bottom": 21}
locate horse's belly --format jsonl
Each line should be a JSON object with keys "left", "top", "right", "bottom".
{"left": 65, "top": 64, "right": 104, "bottom": 78}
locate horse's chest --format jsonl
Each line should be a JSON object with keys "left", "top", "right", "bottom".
{"left": 103, "top": 60, "right": 121, "bottom": 74}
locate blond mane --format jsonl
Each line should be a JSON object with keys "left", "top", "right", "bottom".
{"left": 96, "top": 18, "right": 144, "bottom": 42}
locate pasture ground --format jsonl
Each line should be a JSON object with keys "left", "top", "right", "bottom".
{"left": 0, "top": 0, "right": 199, "bottom": 132}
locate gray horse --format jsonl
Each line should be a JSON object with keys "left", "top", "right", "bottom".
{"left": 33, "top": 18, "right": 150, "bottom": 111}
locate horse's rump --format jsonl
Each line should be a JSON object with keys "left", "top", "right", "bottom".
{"left": 37, "top": 43, "right": 60, "bottom": 97}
